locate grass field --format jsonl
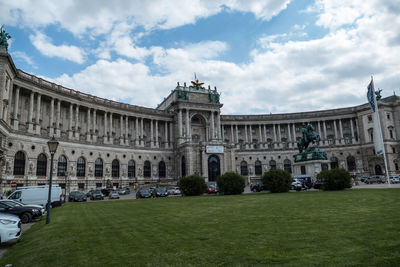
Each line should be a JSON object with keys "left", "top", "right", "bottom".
{"left": 1, "top": 189, "right": 400, "bottom": 266}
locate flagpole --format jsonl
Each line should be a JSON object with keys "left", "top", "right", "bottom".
{"left": 371, "top": 76, "right": 391, "bottom": 187}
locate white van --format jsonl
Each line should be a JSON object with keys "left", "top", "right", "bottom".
{"left": 7, "top": 185, "right": 63, "bottom": 208}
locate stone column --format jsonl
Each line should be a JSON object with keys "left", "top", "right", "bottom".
{"left": 56, "top": 100, "right": 61, "bottom": 137}
{"left": 104, "top": 112, "right": 108, "bottom": 143}
{"left": 125, "top": 116, "right": 129, "bottom": 146}
{"left": 259, "top": 124, "right": 263, "bottom": 144}
{"left": 35, "top": 94, "right": 41, "bottom": 135}
{"left": 216, "top": 112, "right": 221, "bottom": 139}
{"left": 165, "top": 121, "right": 168, "bottom": 148}
{"left": 178, "top": 109, "right": 183, "bottom": 138}
{"left": 109, "top": 113, "right": 113, "bottom": 144}
{"left": 93, "top": 109, "right": 97, "bottom": 142}
{"left": 264, "top": 125, "right": 268, "bottom": 148}
{"left": 354, "top": 118, "right": 359, "bottom": 143}
{"left": 135, "top": 117, "right": 139, "bottom": 146}
{"left": 350, "top": 118, "right": 355, "bottom": 143}
{"left": 186, "top": 109, "right": 190, "bottom": 141}
{"left": 74, "top": 105, "right": 80, "bottom": 139}
{"left": 68, "top": 103, "right": 73, "bottom": 139}
{"left": 317, "top": 121, "right": 322, "bottom": 146}
{"left": 277, "top": 124, "right": 282, "bottom": 148}
{"left": 49, "top": 98, "right": 54, "bottom": 136}
{"left": 155, "top": 120, "right": 159, "bottom": 147}
{"left": 333, "top": 120, "right": 338, "bottom": 145}
{"left": 339, "top": 119, "right": 344, "bottom": 143}
{"left": 235, "top": 124, "right": 239, "bottom": 145}
{"left": 169, "top": 121, "right": 173, "bottom": 147}
{"left": 221, "top": 124, "right": 225, "bottom": 141}
{"left": 13, "top": 86, "right": 20, "bottom": 130}
{"left": 140, "top": 118, "right": 144, "bottom": 147}
{"left": 210, "top": 111, "right": 215, "bottom": 140}
{"left": 273, "top": 124, "right": 277, "bottom": 149}
{"left": 323, "top": 121, "right": 327, "bottom": 145}
{"left": 231, "top": 125, "right": 234, "bottom": 144}
{"left": 150, "top": 119, "right": 154, "bottom": 148}
{"left": 120, "top": 115, "right": 124, "bottom": 145}
{"left": 292, "top": 124, "right": 296, "bottom": 146}
{"left": 87, "top": 109, "right": 91, "bottom": 142}
{"left": 249, "top": 125, "right": 253, "bottom": 148}
{"left": 287, "top": 124, "right": 292, "bottom": 148}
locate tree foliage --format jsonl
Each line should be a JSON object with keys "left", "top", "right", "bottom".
{"left": 262, "top": 169, "right": 292, "bottom": 193}
{"left": 316, "top": 168, "right": 352, "bottom": 190}
{"left": 217, "top": 172, "right": 245, "bottom": 195}
{"left": 178, "top": 175, "right": 206, "bottom": 196}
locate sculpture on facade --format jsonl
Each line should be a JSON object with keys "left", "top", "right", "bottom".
{"left": 0, "top": 26, "right": 11, "bottom": 50}
{"left": 375, "top": 89, "right": 382, "bottom": 101}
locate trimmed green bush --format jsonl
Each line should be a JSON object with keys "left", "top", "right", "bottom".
{"left": 217, "top": 172, "right": 246, "bottom": 195}
{"left": 262, "top": 169, "right": 292, "bottom": 193}
{"left": 178, "top": 175, "right": 206, "bottom": 196}
{"left": 316, "top": 168, "right": 351, "bottom": 190}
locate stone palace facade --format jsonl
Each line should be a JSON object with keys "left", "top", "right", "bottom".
{"left": 1, "top": 48, "right": 399, "bottom": 192}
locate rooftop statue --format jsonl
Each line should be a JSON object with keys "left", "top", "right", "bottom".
{"left": 375, "top": 88, "right": 382, "bottom": 101}
{"left": 297, "top": 123, "right": 320, "bottom": 153}
{"left": 0, "top": 26, "right": 11, "bottom": 50}
{"left": 191, "top": 73, "right": 204, "bottom": 90}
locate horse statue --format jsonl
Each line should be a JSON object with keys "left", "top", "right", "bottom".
{"left": 0, "top": 26, "right": 11, "bottom": 50}
{"left": 297, "top": 123, "right": 320, "bottom": 153}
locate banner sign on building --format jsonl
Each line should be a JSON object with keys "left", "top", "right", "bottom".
{"left": 206, "top": 145, "right": 224, "bottom": 154}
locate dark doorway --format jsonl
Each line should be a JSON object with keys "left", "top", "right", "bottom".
{"left": 208, "top": 155, "right": 221, "bottom": 182}
{"left": 375, "top": 164, "right": 383, "bottom": 175}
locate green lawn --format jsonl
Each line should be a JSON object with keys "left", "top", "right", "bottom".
{"left": 1, "top": 189, "right": 400, "bottom": 266}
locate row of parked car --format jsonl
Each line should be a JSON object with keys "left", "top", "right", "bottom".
{"left": 250, "top": 177, "right": 320, "bottom": 192}
{"left": 136, "top": 187, "right": 181, "bottom": 198}
{"left": 360, "top": 176, "right": 400, "bottom": 184}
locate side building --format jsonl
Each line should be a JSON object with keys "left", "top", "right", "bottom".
{"left": 0, "top": 48, "right": 399, "bottom": 192}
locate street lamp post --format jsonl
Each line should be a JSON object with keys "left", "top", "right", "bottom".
{"left": 46, "top": 136, "right": 59, "bottom": 224}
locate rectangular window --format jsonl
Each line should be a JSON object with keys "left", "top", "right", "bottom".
{"left": 78, "top": 183, "right": 85, "bottom": 190}
{"left": 328, "top": 138, "right": 333, "bottom": 145}
{"left": 266, "top": 128, "right": 270, "bottom": 133}
{"left": 326, "top": 124, "right": 331, "bottom": 130}
{"left": 387, "top": 113, "right": 390, "bottom": 120}
{"left": 368, "top": 115, "right": 372, "bottom": 122}
{"left": 295, "top": 127, "right": 300, "bottom": 132}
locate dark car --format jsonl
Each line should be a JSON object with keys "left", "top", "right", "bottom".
{"left": 154, "top": 187, "right": 168, "bottom": 197}
{"left": 313, "top": 180, "right": 324, "bottom": 189}
{"left": 86, "top": 189, "right": 95, "bottom": 198}
{"left": 136, "top": 188, "right": 154, "bottom": 199}
{"left": 364, "top": 176, "right": 379, "bottom": 184}
{"left": 90, "top": 191, "right": 104, "bottom": 200}
{"left": 100, "top": 188, "right": 111, "bottom": 197}
{"left": 0, "top": 202, "right": 42, "bottom": 223}
{"left": 108, "top": 191, "right": 120, "bottom": 199}
{"left": 250, "top": 182, "right": 265, "bottom": 192}
{"left": 118, "top": 187, "right": 130, "bottom": 195}
{"left": 69, "top": 191, "right": 87, "bottom": 202}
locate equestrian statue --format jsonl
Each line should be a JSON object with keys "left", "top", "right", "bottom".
{"left": 297, "top": 123, "right": 320, "bottom": 153}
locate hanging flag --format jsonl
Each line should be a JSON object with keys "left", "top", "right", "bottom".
{"left": 366, "top": 78, "right": 384, "bottom": 155}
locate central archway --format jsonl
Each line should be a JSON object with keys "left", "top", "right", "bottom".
{"left": 208, "top": 155, "right": 221, "bottom": 182}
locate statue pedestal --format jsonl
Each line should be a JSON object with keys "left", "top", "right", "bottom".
{"left": 293, "top": 147, "right": 328, "bottom": 180}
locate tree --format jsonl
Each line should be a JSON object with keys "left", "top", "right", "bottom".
{"left": 316, "top": 168, "right": 351, "bottom": 190}
{"left": 262, "top": 169, "right": 292, "bottom": 193}
{"left": 217, "top": 172, "right": 245, "bottom": 195}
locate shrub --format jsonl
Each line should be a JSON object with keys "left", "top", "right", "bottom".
{"left": 317, "top": 168, "right": 351, "bottom": 190}
{"left": 262, "top": 169, "right": 292, "bottom": 193}
{"left": 217, "top": 172, "right": 245, "bottom": 195}
{"left": 178, "top": 175, "right": 206, "bottom": 196}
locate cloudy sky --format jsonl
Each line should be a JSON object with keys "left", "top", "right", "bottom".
{"left": 1, "top": 0, "right": 399, "bottom": 114}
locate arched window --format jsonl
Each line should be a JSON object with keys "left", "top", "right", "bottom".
{"left": 13, "top": 151, "right": 25, "bottom": 175}
{"left": 95, "top": 158, "right": 103, "bottom": 177}
{"left": 36, "top": 153, "right": 47, "bottom": 176}
{"left": 112, "top": 159, "right": 119, "bottom": 178}
{"left": 267, "top": 138, "right": 273, "bottom": 149}
{"left": 76, "top": 157, "right": 86, "bottom": 177}
{"left": 159, "top": 161, "right": 166, "bottom": 178}
{"left": 269, "top": 160, "right": 276, "bottom": 170}
{"left": 240, "top": 161, "right": 248, "bottom": 176}
{"left": 284, "top": 159, "right": 292, "bottom": 173}
{"left": 128, "top": 160, "right": 135, "bottom": 178}
{"left": 330, "top": 157, "right": 338, "bottom": 169}
{"left": 57, "top": 155, "right": 67, "bottom": 176}
{"left": 144, "top": 160, "right": 151, "bottom": 177}
{"left": 255, "top": 161, "right": 262, "bottom": 175}
{"left": 181, "top": 156, "right": 186, "bottom": 177}
{"left": 347, "top": 156, "right": 356, "bottom": 171}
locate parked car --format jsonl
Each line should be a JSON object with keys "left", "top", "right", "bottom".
{"left": 390, "top": 176, "right": 400, "bottom": 184}
{"left": 313, "top": 180, "right": 325, "bottom": 189}
{"left": 291, "top": 179, "right": 303, "bottom": 191}
{"left": 154, "top": 187, "right": 168, "bottom": 197}
{"left": 7, "top": 185, "right": 62, "bottom": 208}
{"left": 118, "top": 187, "right": 130, "bottom": 195}
{"left": 250, "top": 182, "right": 265, "bottom": 192}
{"left": 0, "top": 200, "right": 45, "bottom": 215}
{"left": 167, "top": 187, "right": 181, "bottom": 195}
{"left": 68, "top": 191, "right": 87, "bottom": 202}
{"left": 360, "top": 177, "right": 369, "bottom": 183}
{"left": 90, "top": 191, "right": 104, "bottom": 200}
{"left": 136, "top": 188, "right": 154, "bottom": 199}
{"left": 364, "top": 176, "right": 379, "bottom": 184}
{"left": 0, "top": 213, "right": 21, "bottom": 244}
{"left": 100, "top": 188, "right": 111, "bottom": 197}
{"left": 108, "top": 191, "right": 120, "bottom": 199}
{"left": 205, "top": 184, "right": 218, "bottom": 194}
{"left": 377, "top": 176, "right": 387, "bottom": 184}
{"left": 86, "top": 189, "right": 95, "bottom": 198}
{"left": 0, "top": 202, "right": 42, "bottom": 223}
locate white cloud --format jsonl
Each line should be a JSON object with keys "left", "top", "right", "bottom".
{"left": 29, "top": 32, "right": 86, "bottom": 64}
{"left": 11, "top": 51, "right": 37, "bottom": 68}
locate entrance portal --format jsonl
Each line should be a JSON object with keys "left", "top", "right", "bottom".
{"left": 208, "top": 155, "right": 221, "bottom": 182}
{"left": 375, "top": 164, "right": 383, "bottom": 175}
